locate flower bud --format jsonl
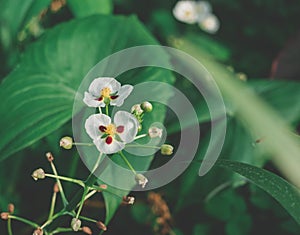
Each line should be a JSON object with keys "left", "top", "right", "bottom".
{"left": 7, "top": 204, "right": 14, "bottom": 214}
{"left": 148, "top": 127, "right": 163, "bottom": 138}
{"left": 46, "top": 152, "right": 54, "bottom": 162}
{"left": 82, "top": 226, "right": 92, "bottom": 235}
{"left": 122, "top": 196, "right": 135, "bottom": 205}
{"left": 160, "top": 144, "right": 174, "bottom": 155}
{"left": 53, "top": 183, "right": 59, "bottom": 193}
{"left": 96, "top": 221, "right": 107, "bottom": 231}
{"left": 135, "top": 174, "right": 148, "bottom": 188}
{"left": 1, "top": 212, "right": 9, "bottom": 220}
{"left": 141, "top": 101, "right": 153, "bottom": 112}
{"left": 71, "top": 218, "right": 81, "bottom": 231}
{"left": 32, "top": 168, "right": 45, "bottom": 181}
{"left": 131, "top": 104, "right": 143, "bottom": 115}
{"left": 32, "top": 228, "right": 43, "bottom": 235}
{"left": 138, "top": 124, "right": 142, "bottom": 132}
{"left": 60, "top": 136, "right": 73, "bottom": 149}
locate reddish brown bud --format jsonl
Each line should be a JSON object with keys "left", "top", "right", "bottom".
{"left": 1, "top": 212, "right": 9, "bottom": 220}
{"left": 53, "top": 183, "right": 59, "bottom": 193}
{"left": 33, "top": 228, "right": 43, "bottom": 235}
{"left": 82, "top": 226, "right": 92, "bottom": 235}
{"left": 96, "top": 221, "right": 107, "bottom": 231}
{"left": 7, "top": 204, "right": 14, "bottom": 214}
{"left": 46, "top": 152, "right": 54, "bottom": 162}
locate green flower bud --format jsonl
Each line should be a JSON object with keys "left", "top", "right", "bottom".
{"left": 141, "top": 101, "right": 153, "bottom": 112}
{"left": 71, "top": 218, "right": 81, "bottom": 231}
{"left": 32, "top": 168, "right": 45, "bottom": 181}
{"left": 160, "top": 144, "right": 174, "bottom": 155}
{"left": 59, "top": 136, "right": 73, "bottom": 149}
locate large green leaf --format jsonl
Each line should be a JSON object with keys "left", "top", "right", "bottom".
{"left": 68, "top": 0, "right": 113, "bottom": 18}
{"left": 0, "top": 15, "right": 176, "bottom": 229}
{"left": 0, "top": 15, "right": 172, "bottom": 160}
{"left": 216, "top": 159, "right": 300, "bottom": 226}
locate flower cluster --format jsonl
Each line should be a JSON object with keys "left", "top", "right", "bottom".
{"left": 81, "top": 77, "right": 174, "bottom": 188}
{"left": 173, "top": 0, "right": 220, "bottom": 34}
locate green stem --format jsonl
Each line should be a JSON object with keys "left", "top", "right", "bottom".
{"left": 50, "top": 162, "right": 68, "bottom": 206}
{"left": 52, "top": 227, "right": 74, "bottom": 234}
{"left": 79, "top": 215, "right": 97, "bottom": 223}
{"left": 41, "top": 211, "right": 65, "bottom": 229}
{"left": 91, "top": 153, "right": 103, "bottom": 173}
{"left": 45, "top": 174, "right": 85, "bottom": 187}
{"left": 85, "top": 189, "right": 97, "bottom": 200}
{"left": 72, "top": 142, "right": 94, "bottom": 146}
{"left": 7, "top": 218, "right": 12, "bottom": 235}
{"left": 119, "top": 151, "right": 136, "bottom": 174}
{"left": 48, "top": 191, "right": 57, "bottom": 220}
{"left": 126, "top": 144, "right": 161, "bottom": 149}
{"left": 134, "top": 134, "right": 148, "bottom": 140}
{"left": 98, "top": 106, "right": 102, "bottom": 114}
{"left": 8, "top": 215, "right": 39, "bottom": 229}
{"left": 105, "top": 105, "right": 109, "bottom": 115}
{"left": 76, "top": 187, "right": 89, "bottom": 219}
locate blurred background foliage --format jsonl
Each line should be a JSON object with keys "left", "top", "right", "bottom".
{"left": 0, "top": 0, "right": 300, "bottom": 234}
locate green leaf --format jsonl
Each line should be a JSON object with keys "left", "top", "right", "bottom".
{"left": 171, "top": 37, "right": 300, "bottom": 188}
{"left": 216, "top": 159, "right": 300, "bottom": 226}
{"left": 68, "top": 0, "right": 113, "bottom": 18}
{"left": 249, "top": 79, "right": 300, "bottom": 126}
{"left": 0, "top": 15, "right": 174, "bottom": 160}
{"left": 0, "top": 15, "right": 176, "bottom": 227}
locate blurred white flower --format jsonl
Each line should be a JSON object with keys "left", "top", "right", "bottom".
{"left": 83, "top": 77, "right": 133, "bottom": 108}
{"left": 85, "top": 111, "right": 138, "bottom": 154}
{"left": 173, "top": 1, "right": 199, "bottom": 24}
{"left": 148, "top": 126, "right": 163, "bottom": 138}
{"left": 135, "top": 174, "right": 148, "bottom": 188}
{"left": 199, "top": 13, "right": 220, "bottom": 34}
{"left": 173, "top": 1, "right": 220, "bottom": 33}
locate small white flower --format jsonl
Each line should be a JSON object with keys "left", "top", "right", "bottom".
{"left": 195, "top": 1, "right": 212, "bottom": 21}
{"left": 131, "top": 104, "right": 143, "bottom": 115}
{"left": 135, "top": 174, "right": 148, "bottom": 188}
{"left": 173, "top": 1, "right": 199, "bottom": 24}
{"left": 71, "top": 218, "right": 81, "bottom": 232}
{"left": 85, "top": 111, "right": 138, "bottom": 154}
{"left": 83, "top": 77, "right": 133, "bottom": 108}
{"left": 148, "top": 126, "right": 163, "bottom": 138}
{"left": 199, "top": 13, "right": 220, "bottom": 34}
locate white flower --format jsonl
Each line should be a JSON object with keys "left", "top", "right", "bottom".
{"left": 83, "top": 77, "right": 133, "bottom": 108}
{"left": 195, "top": 1, "right": 212, "bottom": 21}
{"left": 173, "top": 1, "right": 199, "bottom": 24}
{"left": 131, "top": 104, "right": 143, "bottom": 115}
{"left": 148, "top": 126, "right": 163, "bottom": 138}
{"left": 199, "top": 13, "right": 220, "bottom": 34}
{"left": 85, "top": 111, "right": 138, "bottom": 154}
{"left": 135, "top": 174, "right": 148, "bottom": 188}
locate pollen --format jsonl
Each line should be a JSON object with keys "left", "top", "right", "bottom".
{"left": 105, "top": 124, "right": 116, "bottom": 136}
{"left": 101, "top": 87, "right": 111, "bottom": 98}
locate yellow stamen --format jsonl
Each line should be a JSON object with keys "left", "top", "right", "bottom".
{"left": 105, "top": 124, "right": 116, "bottom": 136}
{"left": 101, "top": 87, "right": 111, "bottom": 98}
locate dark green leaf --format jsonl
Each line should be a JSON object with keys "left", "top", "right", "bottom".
{"left": 68, "top": 0, "right": 112, "bottom": 18}
{"left": 216, "top": 159, "right": 300, "bottom": 226}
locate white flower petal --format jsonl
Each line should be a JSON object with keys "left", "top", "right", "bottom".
{"left": 173, "top": 1, "right": 199, "bottom": 24}
{"left": 85, "top": 114, "right": 111, "bottom": 140}
{"left": 199, "top": 13, "right": 220, "bottom": 34}
{"left": 89, "top": 77, "right": 121, "bottom": 96}
{"left": 93, "top": 138, "right": 125, "bottom": 154}
{"left": 110, "top": 85, "right": 133, "bottom": 107}
{"left": 83, "top": 92, "right": 105, "bottom": 107}
{"left": 114, "top": 111, "right": 138, "bottom": 143}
